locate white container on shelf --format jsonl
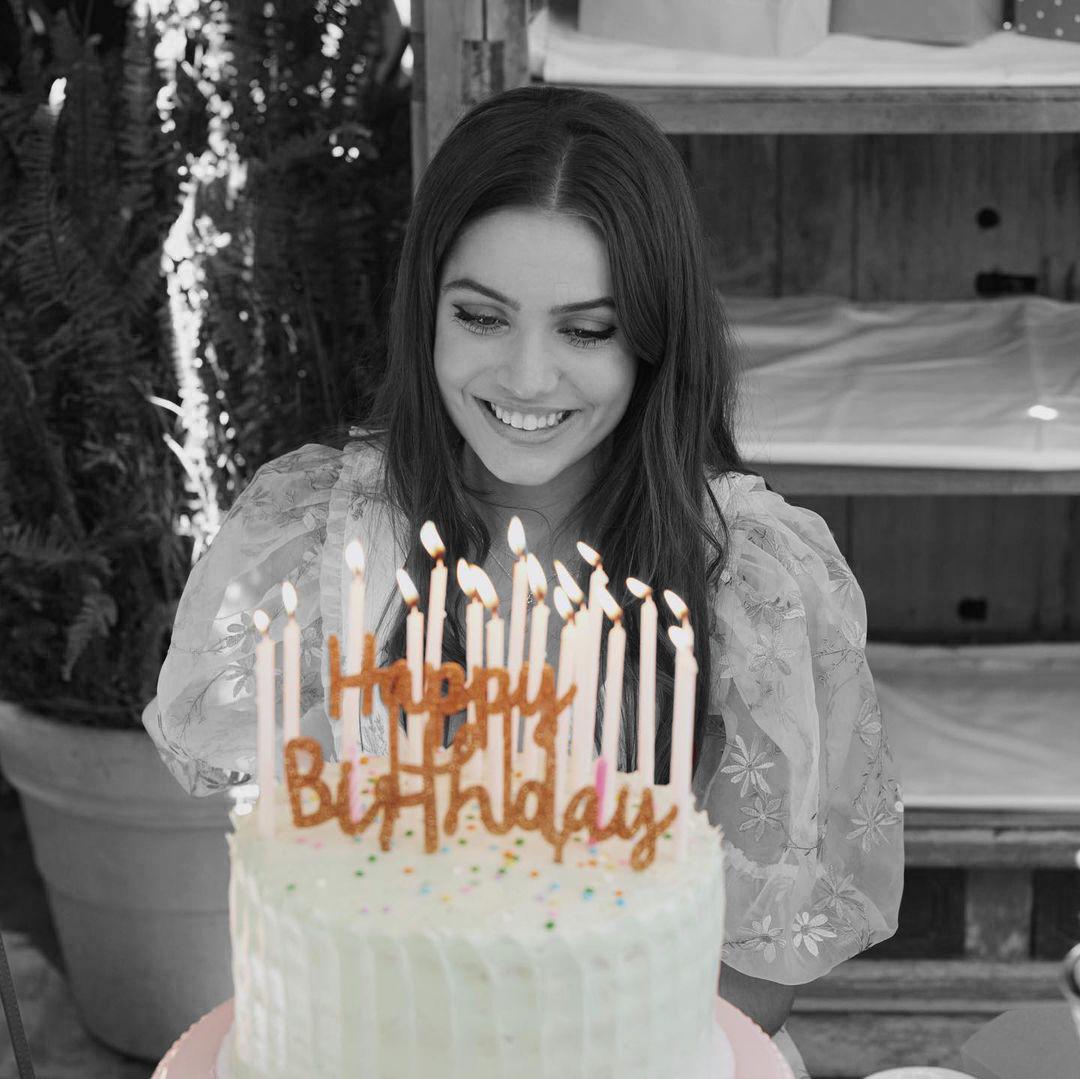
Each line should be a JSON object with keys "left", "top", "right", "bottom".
{"left": 577, "top": 0, "right": 830, "bottom": 57}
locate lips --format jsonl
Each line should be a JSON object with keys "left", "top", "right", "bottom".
{"left": 474, "top": 396, "right": 578, "bottom": 440}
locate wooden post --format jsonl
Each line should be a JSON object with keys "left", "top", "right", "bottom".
{"left": 411, "top": 0, "right": 530, "bottom": 192}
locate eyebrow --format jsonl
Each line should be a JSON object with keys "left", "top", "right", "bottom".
{"left": 440, "top": 277, "right": 615, "bottom": 315}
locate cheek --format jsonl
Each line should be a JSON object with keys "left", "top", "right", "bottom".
{"left": 584, "top": 352, "right": 637, "bottom": 414}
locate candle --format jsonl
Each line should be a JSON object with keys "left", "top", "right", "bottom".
{"left": 458, "top": 558, "right": 484, "bottom": 783}
{"left": 506, "top": 516, "right": 529, "bottom": 758}
{"left": 342, "top": 539, "right": 366, "bottom": 758}
{"left": 569, "top": 551, "right": 603, "bottom": 792}
{"left": 592, "top": 755, "right": 608, "bottom": 841}
{"left": 552, "top": 587, "right": 576, "bottom": 818}
{"left": 597, "top": 586, "right": 625, "bottom": 823}
{"left": 281, "top": 582, "right": 301, "bottom": 745}
{"left": 420, "top": 521, "right": 448, "bottom": 668}
{"left": 472, "top": 567, "right": 505, "bottom": 812}
{"left": 627, "top": 577, "right": 657, "bottom": 785}
{"left": 348, "top": 740, "right": 363, "bottom": 823}
{"left": 668, "top": 623, "right": 698, "bottom": 861}
{"left": 577, "top": 540, "right": 608, "bottom": 610}
{"left": 522, "top": 552, "right": 550, "bottom": 779}
{"left": 553, "top": 559, "right": 585, "bottom": 610}
{"left": 663, "top": 588, "right": 694, "bottom": 648}
{"left": 395, "top": 567, "right": 425, "bottom": 764}
{"left": 253, "top": 609, "right": 275, "bottom": 838}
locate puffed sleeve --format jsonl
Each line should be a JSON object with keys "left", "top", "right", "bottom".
{"left": 692, "top": 472, "right": 904, "bottom": 985}
{"left": 141, "top": 443, "right": 347, "bottom": 796}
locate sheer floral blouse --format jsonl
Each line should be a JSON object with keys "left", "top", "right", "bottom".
{"left": 143, "top": 437, "right": 904, "bottom": 986}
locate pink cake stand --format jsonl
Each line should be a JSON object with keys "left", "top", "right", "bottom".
{"left": 151, "top": 997, "right": 795, "bottom": 1078}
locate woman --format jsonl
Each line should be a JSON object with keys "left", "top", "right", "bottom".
{"left": 145, "top": 84, "right": 903, "bottom": 1071}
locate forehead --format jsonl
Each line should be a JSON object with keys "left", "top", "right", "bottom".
{"left": 443, "top": 208, "right": 611, "bottom": 305}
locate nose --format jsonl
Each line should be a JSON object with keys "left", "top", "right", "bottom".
{"left": 494, "top": 331, "right": 559, "bottom": 401}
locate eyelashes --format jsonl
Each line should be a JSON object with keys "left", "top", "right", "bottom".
{"left": 451, "top": 306, "right": 616, "bottom": 350}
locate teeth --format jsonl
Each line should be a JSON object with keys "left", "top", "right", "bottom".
{"left": 489, "top": 402, "right": 568, "bottom": 430}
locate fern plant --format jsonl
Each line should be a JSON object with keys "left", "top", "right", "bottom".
{"left": 0, "top": 0, "right": 410, "bottom": 727}
{"left": 0, "top": 0, "right": 195, "bottom": 726}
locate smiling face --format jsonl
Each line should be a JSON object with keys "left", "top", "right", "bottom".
{"left": 434, "top": 208, "right": 637, "bottom": 489}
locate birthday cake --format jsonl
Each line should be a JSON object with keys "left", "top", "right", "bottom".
{"left": 216, "top": 535, "right": 728, "bottom": 1078}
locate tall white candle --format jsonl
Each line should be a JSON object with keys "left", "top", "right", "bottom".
{"left": 421, "top": 521, "right": 448, "bottom": 668}
{"left": 281, "top": 582, "right": 301, "bottom": 745}
{"left": 577, "top": 540, "right": 609, "bottom": 610}
{"left": 627, "top": 578, "right": 657, "bottom": 786}
{"left": 522, "top": 553, "right": 550, "bottom": 780}
{"left": 506, "top": 516, "right": 529, "bottom": 759}
{"left": 342, "top": 540, "right": 366, "bottom": 758}
{"left": 458, "top": 558, "right": 484, "bottom": 783}
{"left": 663, "top": 588, "right": 694, "bottom": 648}
{"left": 598, "top": 588, "right": 625, "bottom": 823}
{"left": 253, "top": 609, "right": 275, "bottom": 839}
{"left": 472, "top": 567, "right": 504, "bottom": 813}
{"left": 552, "top": 588, "right": 576, "bottom": 819}
{"left": 669, "top": 623, "right": 698, "bottom": 861}
{"left": 396, "top": 568, "right": 425, "bottom": 765}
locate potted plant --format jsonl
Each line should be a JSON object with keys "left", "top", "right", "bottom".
{"left": 0, "top": 0, "right": 411, "bottom": 1058}
{"left": 0, "top": 0, "right": 234, "bottom": 1060}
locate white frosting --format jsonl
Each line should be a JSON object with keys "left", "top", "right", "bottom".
{"left": 226, "top": 762, "right": 725, "bottom": 1079}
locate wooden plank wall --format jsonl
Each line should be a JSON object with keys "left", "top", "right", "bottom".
{"left": 677, "top": 133, "right": 1080, "bottom": 641}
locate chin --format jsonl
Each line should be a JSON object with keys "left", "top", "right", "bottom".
{"left": 478, "top": 453, "right": 564, "bottom": 488}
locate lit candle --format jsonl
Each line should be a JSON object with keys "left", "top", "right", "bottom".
{"left": 342, "top": 539, "right": 366, "bottom": 759}
{"left": 421, "top": 521, "right": 448, "bottom": 668}
{"left": 577, "top": 540, "right": 609, "bottom": 610}
{"left": 281, "top": 582, "right": 301, "bottom": 745}
{"left": 627, "top": 577, "right": 657, "bottom": 786}
{"left": 395, "top": 567, "right": 425, "bottom": 764}
{"left": 668, "top": 623, "right": 698, "bottom": 861}
{"left": 458, "top": 558, "right": 484, "bottom": 783}
{"left": 597, "top": 586, "right": 625, "bottom": 824}
{"left": 472, "top": 566, "right": 505, "bottom": 812}
{"left": 253, "top": 609, "right": 275, "bottom": 839}
{"left": 506, "top": 516, "right": 529, "bottom": 759}
{"left": 522, "top": 553, "right": 550, "bottom": 780}
{"left": 663, "top": 588, "right": 694, "bottom": 648}
{"left": 552, "top": 586, "right": 576, "bottom": 819}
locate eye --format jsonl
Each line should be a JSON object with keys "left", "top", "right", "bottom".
{"left": 452, "top": 306, "right": 616, "bottom": 350}
{"left": 562, "top": 326, "right": 616, "bottom": 350}
{"left": 452, "top": 307, "right": 503, "bottom": 336}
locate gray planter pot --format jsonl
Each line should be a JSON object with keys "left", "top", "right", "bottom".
{"left": 0, "top": 701, "right": 232, "bottom": 1060}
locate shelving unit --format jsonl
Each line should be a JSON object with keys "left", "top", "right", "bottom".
{"left": 410, "top": 3, "right": 1080, "bottom": 1074}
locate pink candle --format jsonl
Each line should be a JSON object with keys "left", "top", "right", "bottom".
{"left": 507, "top": 517, "right": 529, "bottom": 760}
{"left": 349, "top": 741, "right": 363, "bottom": 823}
{"left": 421, "top": 522, "right": 448, "bottom": 669}
{"left": 591, "top": 755, "right": 608, "bottom": 842}
{"left": 253, "top": 609, "right": 275, "bottom": 838}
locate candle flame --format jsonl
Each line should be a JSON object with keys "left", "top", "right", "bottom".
{"left": 345, "top": 539, "right": 366, "bottom": 575}
{"left": 281, "top": 581, "right": 297, "bottom": 616}
{"left": 626, "top": 576, "right": 653, "bottom": 600}
{"left": 420, "top": 520, "right": 445, "bottom": 560}
{"left": 553, "top": 560, "right": 585, "bottom": 607}
{"left": 456, "top": 557, "right": 476, "bottom": 598}
{"left": 525, "top": 552, "right": 547, "bottom": 601}
{"left": 553, "top": 586, "right": 575, "bottom": 623}
{"left": 395, "top": 567, "right": 420, "bottom": 608}
{"left": 668, "top": 624, "right": 693, "bottom": 651}
{"left": 598, "top": 586, "right": 622, "bottom": 623}
{"left": 507, "top": 515, "right": 527, "bottom": 557}
{"left": 253, "top": 609, "right": 270, "bottom": 634}
{"left": 663, "top": 588, "right": 689, "bottom": 622}
{"left": 576, "top": 540, "right": 602, "bottom": 568}
{"left": 471, "top": 565, "right": 500, "bottom": 612}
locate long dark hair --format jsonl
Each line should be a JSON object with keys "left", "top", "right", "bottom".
{"left": 352, "top": 85, "right": 761, "bottom": 782}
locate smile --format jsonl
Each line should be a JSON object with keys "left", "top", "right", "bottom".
{"left": 476, "top": 397, "right": 578, "bottom": 435}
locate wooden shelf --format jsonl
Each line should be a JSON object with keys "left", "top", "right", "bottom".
{"left": 534, "top": 82, "right": 1080, "bottom": 135}
{"left": 753, "top": 464, "right": 1080, "bottom": 496}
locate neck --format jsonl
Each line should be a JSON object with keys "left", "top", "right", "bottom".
{"left": 460, "top": 442, "right": 604, "bottom": 554}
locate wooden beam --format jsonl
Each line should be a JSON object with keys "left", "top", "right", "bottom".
{"left": 756, "top": 463, "right": 1080, "bottom": 496}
